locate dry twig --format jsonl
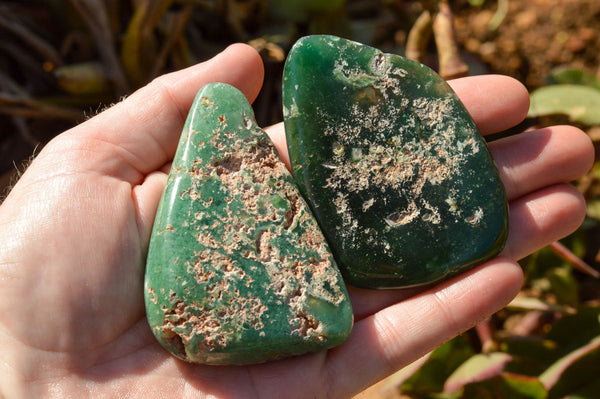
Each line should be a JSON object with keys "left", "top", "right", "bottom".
{"left": 0, "top": 6, "right": 63, "bottom": 67}
{"left": 70, "top": 0, "right": 130, "bottom": 95}
{"left": 549, "top": 240, "right": 600, "bottom": 278}
{"left": 433, "top": 1, "right": 469, "bottom": 80}
{"left": 405, "top": 10, "right": 433, "bottom": 63}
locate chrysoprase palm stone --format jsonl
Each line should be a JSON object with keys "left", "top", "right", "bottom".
{"left": 144, "top": 82, "right": 353, "bottom": 365}
{"left": 282, "top": 35, "right": 508, "bottom": 289}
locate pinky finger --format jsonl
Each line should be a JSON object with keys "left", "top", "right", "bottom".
{"left": 324, "top": 257, "right": 523, "bottom": 398}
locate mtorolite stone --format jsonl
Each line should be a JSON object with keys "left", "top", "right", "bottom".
{"left": 144, "top": 83, "right": 353, "bottom": 365}
{"left": 283, "top": 35, "right": 508, "bottom": 289}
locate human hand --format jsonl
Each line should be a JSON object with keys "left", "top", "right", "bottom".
{"left": 0, "top": 44, "right": 593, "bottom": 398}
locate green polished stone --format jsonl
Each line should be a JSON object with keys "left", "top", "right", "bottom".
{"left": 282, "top": 35, "right": 508, "bottom": 289}
{"left": 144, "top": 83, "right": 353, "bottom": 365}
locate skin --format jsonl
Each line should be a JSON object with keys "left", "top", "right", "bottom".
{"left": 0, "top": 44, "right": 594, "bottom": 398}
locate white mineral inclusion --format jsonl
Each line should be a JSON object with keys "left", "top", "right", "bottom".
{"left": 324, "top": 50, "right": 486, "bottom": 242}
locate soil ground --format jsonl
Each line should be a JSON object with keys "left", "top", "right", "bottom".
{"left": 454, "top": 0, "right": 600, "bottom": 89}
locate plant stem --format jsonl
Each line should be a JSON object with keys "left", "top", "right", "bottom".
{"left": 433, "top": 1, "right": 469, "bottom": 80}
{"left": 405, "top": 10, "right": 433, "bottom": 63}
{"left": 488, "top": 0, "right": 509, "bottom": 31}
{"left": 475, "top": 319, "right": 497, "bottom": 352}
{"left": 549, "top": 241, "right": 600, "bottom": 278}
{"left": 70, "top": 0, "right": 130, "bottom": 95}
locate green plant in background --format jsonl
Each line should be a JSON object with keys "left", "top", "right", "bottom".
{"left": 528, "top": 67, "right": 600, "bottom": 126}
{"left": 377, "top": 62, "right": 600, "bottom": 398}
{"left": 528, "top": 65, "right": 600, "bottom": 244}
{"left": 379, "top": 306, "right": 600, "bottom": 398}
{"left": 269, "top": 0, "right": 348, "bottom": 23}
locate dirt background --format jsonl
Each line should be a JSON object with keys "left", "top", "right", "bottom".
{"left": 3, "top": 0, "right": 600, "bottom": 197}
{"left": 454, "top": 0, "right": 600, "bottom": 89}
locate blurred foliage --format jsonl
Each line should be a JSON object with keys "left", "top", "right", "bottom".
{"left": 0, "top": 0, "right": 356, "bottom": 172}
{"left": 391, "top": 307, "right": 600, "bottom": 398}
{"left": 386, "top": 50, "right": 600, "bottom": 399}
{"left": 529, "top": 66, "right": 600, "bottom": 125}
{"left": 2, "top": 1, "right": 600, "bottom": 398}
{"left": 1, "top": 0, "right": 473, "bottom": 174}
{"left": 529, "top": 85, "right": 600, "bottom": 126}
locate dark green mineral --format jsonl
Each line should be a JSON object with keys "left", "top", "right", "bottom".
{"left": 144, "top": 82, "right": 353, "bottom": 365}
{"left": 282, "top": 35, "right": 508, "bottom": 289}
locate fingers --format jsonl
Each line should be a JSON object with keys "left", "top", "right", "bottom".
{"left": 504, "top": 184, "right": 587, "bottom": 260}
{"left": 490, "top": 125, "right": 594, "bottom": 200}
{"left": 326, "top": 257, "right": 523, "bottom": 398}
{"left": 448, "top": 75, "right": 530, "bottom": 135}
{"left": 347, "top": 285, "right": 424, "bottom": 321}
{"left": 264, "top": 123, "right": 288, "bottom": 169}
{"left": 63, "top": 43, "right": 264, "bottom": 182}
{"left": 348, "top": 183, "right": 588, "bottom": 320}
{"left": 337, "top": 188, "right": 584, "bottom": 396}
{"left": 488, "top": 125, "right": 592, "bottom": 260}
{"left": 132, "top": 170, "right": 170, "bottom": 244}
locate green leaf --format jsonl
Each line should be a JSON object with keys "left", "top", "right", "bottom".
{"left": 521, "top": 245, "right": 564, "bottom": 285}
{"left": 462, "top": 373, "right": 547, "bottom": 399}
{"left": 54, "top": 62, "right": 108, "bottom": 95}
{"left": 268, "top": 0, "right": 346, "bottom": 22}
{"left": 501, "top": 337, "right": 560, "bottom": 375}
{"left": 564, "top": 377, "right": 600, "bottom": 399}
{"left": 304, "top": 0, "right": 347, "bottom": 13}
{"left": 121, "top": 1, "right": 172, "bottom": 86}
{"left": 498, "top": 374, "right": 548, "bottom": 399}
{"left": 467, "top": 0, "right": 486, "bottom": 6}
{"left": 400, "top": 335, "right": 474, "bottom": 394}
{"left": 546, "top": 307, "right": 600, "bottom": 350}
{"left": 444, "top": 352, "right": 512, "bottom": 392}
{"left": 547, "top": 266, "right": 579, "bottom": 307}
{"left": 586, "top": 197, "right": 600, "bottom": 221}
{"left": 528, "top": 85, "right": 600, "bottom": 125}
{"left": 548, "top": 67, "right": 600, "bottom": 90}
{"left": 520, "top": 237, "right": 584, "bottom": 306}
{"left": 540, "top": 335, "right": 600, "bottom": 399}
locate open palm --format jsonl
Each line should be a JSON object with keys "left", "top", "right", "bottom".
{"left": 0, "top": 44, "right": 592, "bottom": 398}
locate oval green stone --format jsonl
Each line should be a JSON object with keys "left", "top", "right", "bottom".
{"left": 282, "top": 35, "right": 508, "bottom": 289}
{"left": 145, "top": 82, "right": 353, "bottom": 364}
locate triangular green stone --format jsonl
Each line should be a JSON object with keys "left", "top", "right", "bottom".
{"left": 144, "top": 83, "right": 353, "bottom": 365}
{"left": 282, "top": 35, "right": 508, "bottom": 288}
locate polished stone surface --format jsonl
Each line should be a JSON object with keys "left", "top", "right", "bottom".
{"left": 145, "top": 82, "right": 353, "bottom": 364}
{"left": 283, "top": 35, "right": 508, "bottom": 288}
